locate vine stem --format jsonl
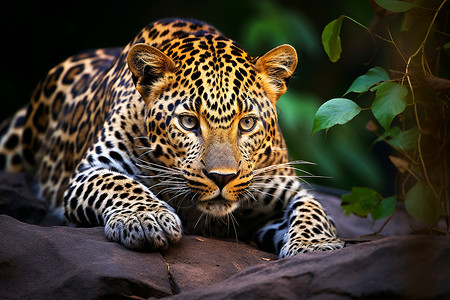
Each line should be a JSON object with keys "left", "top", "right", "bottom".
{"left": 403, "top": 0, "right": 447, "bottom": 202}
{"left": 442, "top": 119, "right": 450, "bottom": 232}
{"left": 342, "top": 15, "right": 394, "bottom": 44}
{"left": 409, "top": 0, "right": 447, "bottom": 59}
{"left": 387, "top": 27, "right": 407, "bottom": 64}
{"left": 405, "top": 74, "right": 440, "bottom": 201}
{"left": 405, "top": 0, "right": 448, "bottom": 77}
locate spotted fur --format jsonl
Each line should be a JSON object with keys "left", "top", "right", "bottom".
{"left": 0, "top": 18, "right": 343, "bottom": 257}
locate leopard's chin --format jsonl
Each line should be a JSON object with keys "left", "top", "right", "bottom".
{"left": 196, "top": 196, "right": 238, "bottom": 217}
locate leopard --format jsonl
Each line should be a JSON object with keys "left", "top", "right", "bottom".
{"left": 0, "top": 18, "right": 344, "bottom": 258}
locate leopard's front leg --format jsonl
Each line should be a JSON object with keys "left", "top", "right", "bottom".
{"left": 256, "top": 190, "right": 344, "bottom": 258}
{"left": 64, "top": 167, "right": 182, "bottom": 250}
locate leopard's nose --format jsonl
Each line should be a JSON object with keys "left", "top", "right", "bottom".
{"left": 203, "top": 170, "right": 238, "bottom": 190}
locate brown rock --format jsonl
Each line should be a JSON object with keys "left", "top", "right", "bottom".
{"left": 161, "top": 236, "right": 277, "bottom": 293}
{"left": 165, "top": 235, "right": 450, "bottom": 300}
{"left": 0, "top": 215, "right": 172, "bottom": 299}
{"left": 0, "top": 214, "right": 276, "bottom": 299}
{"left": 0, "top": 172, "right": 48, "bottom": 225}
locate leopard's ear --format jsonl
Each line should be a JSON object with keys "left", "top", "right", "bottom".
{"left": 255, "top": 44, "right": 298, "bottom": 105}
{"left": 127, "top": 43, "right": 176, "bottom": 106}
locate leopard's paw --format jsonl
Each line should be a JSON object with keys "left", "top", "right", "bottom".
{"left": 105, "top": 208, "right": 183, "bottom": 250}
{"left": 279, "top": 238, "right": 344, "bottom": 258}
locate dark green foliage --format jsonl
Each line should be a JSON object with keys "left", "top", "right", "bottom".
{"left": 315, "top": 0, "right": 450, "bottom": 232}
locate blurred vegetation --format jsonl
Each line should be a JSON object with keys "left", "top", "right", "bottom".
{"left": 1, "top": 0, "right": 396, "bottom": 194}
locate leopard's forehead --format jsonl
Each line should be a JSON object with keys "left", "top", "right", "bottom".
{"left": 158, "top": 33, "right": 268, "bottom": 128}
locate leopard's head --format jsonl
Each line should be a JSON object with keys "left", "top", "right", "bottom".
{"left": 127, "top": 33, "right": 297, "bottom": 217}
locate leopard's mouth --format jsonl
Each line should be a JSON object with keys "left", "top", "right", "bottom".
{"left": 196, "top": 196, "right": 238, "bottom": 217}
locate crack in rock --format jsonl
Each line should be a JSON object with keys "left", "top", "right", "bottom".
{"left": 160, "top": 252, "right": 179, "bottom": 295}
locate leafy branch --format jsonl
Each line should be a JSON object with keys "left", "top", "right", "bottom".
{"left": 314, "top": 0, "right": 450, "bottom": 233}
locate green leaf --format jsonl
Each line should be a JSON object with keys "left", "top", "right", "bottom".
{"left": 444, "top": 42, "right": 450, "bottom": 51}
{"left": 405, "top": 181, "right": 439, "bottom": 224}
{"left": 376, "top": 126, "right": 419, "bottom": 151}
{"left": 371, "top": 82, "right": 408, "bottom": 131}
{"left": 375, "top": 0, "right": 414, "bottom": 12}
{"left": 371, "top": 196, "right": 396, "bottom": 220}
{"left": 322, "top": 16, "right": 344, "bottom": 63}
{"left": 344, "top": 67, "right": 390, "bottom": 95}
{"left": 312, "top": 98, "right": 362, "bottom": 133}
{"left": 443, "top": 42, "right": 450, "bottom": 58}
{"left": 389, "top": 127, "right": 419, "bottom": 150}
{"left": 341, "top": 187, "right": 382, "bottom": 218}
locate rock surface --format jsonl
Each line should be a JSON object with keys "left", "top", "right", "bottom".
{"left": 166, "top": 234, "right": 450, "bottom": 300}
{"left": 0, "top": 171, "right": 449, "bottom": 299}
{"left": 0, "top": 214, "right": 277, "bottom": 299}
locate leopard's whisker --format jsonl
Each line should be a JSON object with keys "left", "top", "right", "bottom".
{"left": 136, "top": 149, "right": 154, "bottom": 159}
{"left": 248, "top": 186, "right": 284, "bottom": 203}
{"left": 134, "top": 136, "right": 149, "bottom": 141}
{"left": 194, "top": 212, "right": 205, "bottom": 229}
{"left": 253, "top": 174, "right": 330, "bottom": 180}
{"left": 136, "top": 160, "right": 183, "bottom": 174}
{"left": 152, "top": 179, "right": 187, "bottom": 193}
{"left": 242, "top": 189, "right": 258, "bottom": 205}
{"left": 253, "top": 160, "right": 316, "bottom": 176}
{"left": 227, "top": 212, "right": 239, "bottom": 243}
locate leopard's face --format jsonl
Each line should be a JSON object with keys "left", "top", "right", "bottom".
{"left": 128, "top": 33, "right": 297, "bottom": 217}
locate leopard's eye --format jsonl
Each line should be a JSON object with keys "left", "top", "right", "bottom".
{"left": 239, "top": 117, "right": 256, "bottom": 132}
{"left": 179, "top": 115, "right": 199, "bottom": 130}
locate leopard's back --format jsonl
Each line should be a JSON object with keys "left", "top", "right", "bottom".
{"left": 0, "top": 19, "right": 222, "bottom": 206}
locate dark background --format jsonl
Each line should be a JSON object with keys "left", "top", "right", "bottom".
{"left": 0, "top": 0, "right": 395, "bottom": 194}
